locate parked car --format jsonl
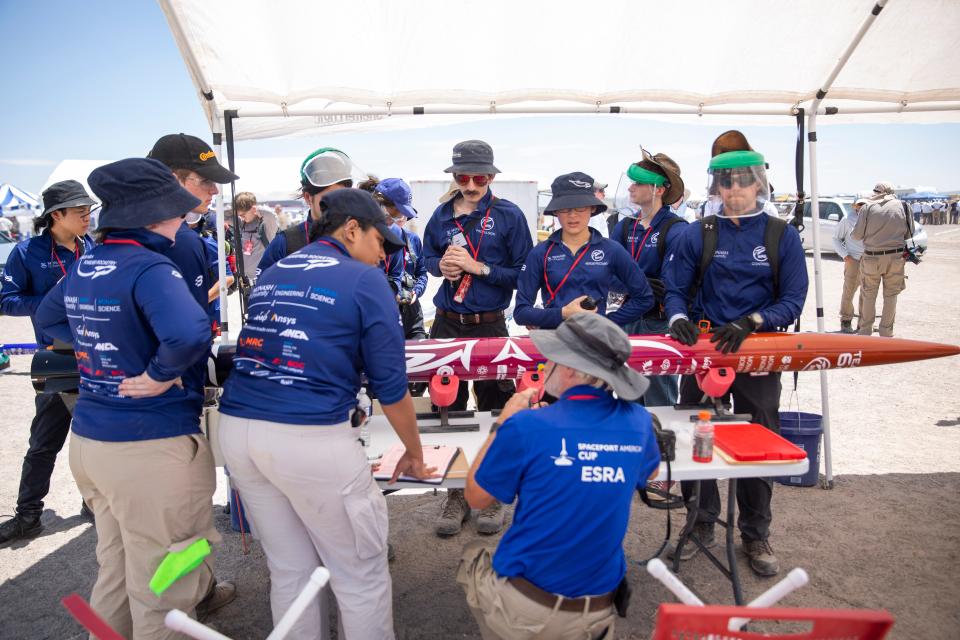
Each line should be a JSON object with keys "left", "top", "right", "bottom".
{"left": 792, "top": 198, "right": 927, "bottom": 255}
{"left": 0, "top": 232, "right": 15, "bottom": 269}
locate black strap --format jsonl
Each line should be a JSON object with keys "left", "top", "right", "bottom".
{"left": 764, "top": 215, "right": 787, "bottom": 301}
{"left": 257, "top": 220, "right": 271, "bottom": 248}
{"left": 283, "top": 224, "right": 309, "bottom": 257}
{"left": 690, "top": 215, "right": 720, "bottom": 299}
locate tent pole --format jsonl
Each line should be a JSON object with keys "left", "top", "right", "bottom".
{"left": 805, "top": 0, "right": 889, "bottom": 490}
{"left": 211, "top": 118, "right": 230, "bottom": 343}
{"left": 224, "top": 110, "right": 247, "bottom": 322}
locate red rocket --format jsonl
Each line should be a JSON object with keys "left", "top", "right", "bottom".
{"left": 402, "top": 332, "right": 960, "bottom": 382}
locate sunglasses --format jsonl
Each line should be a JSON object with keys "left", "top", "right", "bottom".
{"left": 454, "top": 174, "right": 491, "bottom": 187}
{"left": 716, "top": 170, "right": 758, "bottom": 189}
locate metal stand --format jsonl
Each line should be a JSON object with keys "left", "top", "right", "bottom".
{"left": 415, "top": 408, "right": 480, "bottom": 433}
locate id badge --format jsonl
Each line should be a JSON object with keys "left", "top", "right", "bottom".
{"left": 242, "top": 238, "right": 254, "bottom": 256}
{"left": 451, "top": 232, "right": 468, "bottom": 248}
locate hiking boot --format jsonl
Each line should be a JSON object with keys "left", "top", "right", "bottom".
{"left": 80, "top": 500, "right": 95, "bottom": 523}
{"left": 840, "top": 320, "right": 855, "bottom": 334}
{"left": 196, "top": 581, "right": 236, "bottom": 621}
{"left": 666, "top": 523, "right": 716, "bottom": 561}
{"left": 476, "top": 502, "right": 505, "bottom": 535}
{"left": 646, "top": 480, "right": 678, "bottom": 502}
{"left": 0, "top": 513, "right": 43, "bottom": 546}
{"left": 435, "top": 489, "right": 470, "bottom": 536}
{"left": 743, "top": 539, "right": 780, "bottom": 576}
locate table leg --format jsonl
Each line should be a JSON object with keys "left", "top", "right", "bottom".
{"left": 726, "top": 478, "right": 744, "bottom": 605}
{"left": 671, "top": 479, "right": 702, "bottom": 573}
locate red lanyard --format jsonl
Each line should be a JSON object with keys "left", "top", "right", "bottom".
{"left": 630, "top": 218, "right": 654, "bottom": 262}
{"left": 316, "top": 239, "right": 348, "bottom": 257}
{"left": 383, "top": 246, "right": 408, "bottom": 274}
{"left": 542, "top": 242, "right": 590, "bottom": 305}
{"left": 103, "top": 238, "right": 144, "bottom": 248}
{"left": 453, "top": 206, "right": 492, "bottom": 260}
{"left": 50, "top": 237, "right": 80, "bottom": 277}
{"left": 567, "top": 394, "right": 600, "bottom": 401}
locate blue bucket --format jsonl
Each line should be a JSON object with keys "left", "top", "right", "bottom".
{"left": 776, "top": 411, "right": 822, "bottom": 487}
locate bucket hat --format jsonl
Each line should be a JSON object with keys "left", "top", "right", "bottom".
{"left": 544, "top": 172, "right": 608, "bottom": 216}
{"left": 374, "top": 178, "right": 417, "bottom": 219}
{"left": 529, "top": 314, "right": 649, "bottom": 400}
{"left": 41, "top": 180, "right": 97, "bottom": 215}
{"left": 319, "top": 188, "right": 405, "bottom": 254}
{"left": 148, "top": 133, "right": 239, "bottom": 183}
{"left": 444, "top": 140, "right": 500, "bottom": 175}
{"left": 89, "top": 158, "right": 201, "bottom": 229}
{"left": 628, "top": 149, "right": 684, "bottom": 206}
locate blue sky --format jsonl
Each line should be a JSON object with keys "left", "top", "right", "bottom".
{"left": 2, "top": 1, "right": 958, "bottom": 198}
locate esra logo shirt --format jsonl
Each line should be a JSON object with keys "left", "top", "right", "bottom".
{"left": 475, "top": 386, "right": 660, "bottom": 598}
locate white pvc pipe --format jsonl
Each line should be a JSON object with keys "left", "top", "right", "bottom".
{"left": 728, "top": 568, "right": 809, "bottom": 630}
{"left": 211, "top": 117, "right": 231, "bottom": 343}
{"left": 266, "top": 567, "right": 331, "bottom": 640}
{"left": 164, "top": 610, "right": 233, "bottom": 640}
{"left": 646, "top": 559, "right": 705, "bottom": 606}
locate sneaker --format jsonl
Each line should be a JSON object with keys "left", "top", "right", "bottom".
{"left": 0, "top": 513, "right": 43, "bottom": 546}
{"left": 435, "top": 489, "right": 470, "bottom": 537}
{"left": 196, "top": 581, "right": 236, "bottom": 621}
{"left": 665, "top": 523, "right": 716, "bottom": 561}
{"left": 80, "top": 500, "right": 95, "bottom": 523}
{"left": 840, "top": 320, "right": 855, "bottom": 334}
{"left": 743, "top": 539, "right": 780, "bottom": 576}
{"left": 475, "top": 502, "right": 504, "bottom": 535}
{"left": 646, "top": 480, "right": 678, "bottom": 502}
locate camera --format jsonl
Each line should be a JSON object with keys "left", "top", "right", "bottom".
{"left": 903, "top": 245, "right": 922, "bottom": 265}
{"left": 398, "top": 272, "right": 417, "bottom": 305}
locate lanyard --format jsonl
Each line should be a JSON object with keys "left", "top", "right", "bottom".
{"left": 567, "top": 394, "right": 600, "bottom": 401}
{"left": 453, "top": 206, "right": 493, "bottom": 260}
{"left": 630, "top": 218, "right": 655, "bottom": 262}
{"left": 316, "top": 239, "right": 349, "bottom": 257}
{"left": 383, "top": 246, "right": 408, "bottom": 274}
{"left": 103, "top": 238, "right": 144, "bottom": 248}
{"left": 50, "top": 237, "right": 81, "bottom": 277}
{"left": 542, "top": 242, "right": 590, "bottom": 306}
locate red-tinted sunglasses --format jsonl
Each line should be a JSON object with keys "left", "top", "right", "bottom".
{"left": 454, "top": 174, "right": 491, "bottom": 187}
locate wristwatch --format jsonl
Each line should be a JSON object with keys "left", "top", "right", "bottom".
{"left": 479, "top": 263, "right": 491, "bottom": 277}
{"left": 749, "top": 312, "right": 764, "bottom": 329}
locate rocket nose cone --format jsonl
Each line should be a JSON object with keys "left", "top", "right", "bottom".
{"left": 880, "top": 337, "right": 960, "bottom": 365}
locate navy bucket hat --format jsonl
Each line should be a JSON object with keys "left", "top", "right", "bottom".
{"left": 41, "top": 180, "right": 97, "bottom": 215}
{"left": 544, "top": 172, "right": 608, "bottom": 216}
{"left": 89, "top": 158, "right": 201, "bottom": 229}
{"left": 320, "top": 188, "right": 405, "bottom": 254}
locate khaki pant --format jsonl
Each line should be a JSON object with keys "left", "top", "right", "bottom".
{"left": 858, "top": 253, "right": 906, "bottom": 337}
{"left": 457, "top": 541, "right": 615, "bottom": 640}
{"left": 839, "top": 257, "right": 862, "bottom": 323}
{"left": 70, "top": 433, "right": 219, "bottom": 640}
{"left": 218, "top": 415, "right": 393, "bottom": 640}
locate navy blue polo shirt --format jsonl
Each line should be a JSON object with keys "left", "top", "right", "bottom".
{"left": 219, "top": 237, "right": 408, "bottom": 425}
{"left": 0, "top": 230, "right": 94, "bottom": 346}
{"left": 514, "top": 229, "right": 653, "bottom": 329}
{"left": 663, "top": 211, "right": 808, "bottom": 328}
{"left": 400, "top": 228, "right": 428, "bottom": 298}
{"left": 475, "top": 385, "right": 661, "bottom": 598}
{"left": 35, "top": 229, "right": 212, "bottom": 442}
{"left": 422, "top": 190, "right": 533, "bottom": 314}
{"left": 611, "top": 206, "right": 688, "bottom": 279}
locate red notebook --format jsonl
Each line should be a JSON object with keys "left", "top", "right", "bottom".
{"left": 713, "top": 423, "right": 807, "bottom": 462}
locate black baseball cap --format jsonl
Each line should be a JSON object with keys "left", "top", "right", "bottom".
{"left": 148, "top": 133, "right": 239, "bottom": 183}
{"left": 319, "top": 188, "right": 405, "bottom": 254}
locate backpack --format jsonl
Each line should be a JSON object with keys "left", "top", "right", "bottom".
{"left": 688, "top": 214, "right": 787, "bottom": 301}
{"left": 282, "top": 221, "right": 310, "bottom": 257}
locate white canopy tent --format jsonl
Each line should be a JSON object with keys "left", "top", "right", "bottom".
{"left": 0, "top": 184, "right": 40, "bottom": 216}
{"left": 159, "top": 0, "right": 960, "bottom": 488}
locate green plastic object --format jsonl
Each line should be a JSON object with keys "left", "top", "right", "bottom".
{"left": 708, "top": 150, "right": 765, "bottom": 170}
{"left": 149, "top": 538, "right": 211, "bottom": 596}
{"left": 0, "top": 353, "right": 10, "bottom": 371}
{"left": 626, "top": 163, "right": 667, "bottom": 186}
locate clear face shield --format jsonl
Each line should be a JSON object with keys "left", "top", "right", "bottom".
{"left": 706, "top": 151, "right": 770, "bottom": 217}
{"left": 300, "top": 148, "right": 368, "bottom": 188}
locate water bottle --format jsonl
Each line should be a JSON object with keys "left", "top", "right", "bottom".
{"left": 356, "top": 387, "right": 373, "bottom": 457}
{"left": 692, "top": 410, "right": 714, "bottom": 463}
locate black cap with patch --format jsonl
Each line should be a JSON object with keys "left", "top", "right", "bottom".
{"left": 148, "top": 133, "right": 239, "bottom": 184}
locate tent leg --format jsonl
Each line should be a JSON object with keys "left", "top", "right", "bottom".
{"left": 211, "top": 121, "right": 230, "bottom": 342}
{"left": 223, "top": 110, "right": 246, "bottom": 322}
{"left": 806, "top": 111, "right": 834, "bottom": 490}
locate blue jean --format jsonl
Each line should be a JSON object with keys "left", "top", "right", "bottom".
{"left": 626, "top": 315, "right": 678, "bottom": 407}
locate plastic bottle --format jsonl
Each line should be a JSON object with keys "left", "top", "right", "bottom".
{"left": 357, "top": 387, "right": 372, "bottom": 456}
{"left": 692, "top": 410, "right": 714, "bottom": 463}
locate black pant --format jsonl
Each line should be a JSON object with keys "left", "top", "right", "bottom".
{"left": 16, "top": 392, "right": 72, "bottom": 517}
{"left": 429, "top": 314, "right": 515, "bottom": 411}
{"left": 679, "top": 372, "right": 782, "bottom": 542}
{"left": 401, "top": 299, "right": 427, "bottom": 340}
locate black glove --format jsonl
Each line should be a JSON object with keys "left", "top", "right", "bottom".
{"left": 669, "top": 318, "right": 699, "bottom": 346}
{"left": 647, "top": 277, "right": 666, "bottom": 300}
{"left": 710, "top": 315, "right": 758, "bottom": 354}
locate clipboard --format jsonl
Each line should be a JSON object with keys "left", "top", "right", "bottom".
{"left": 373, "top": 444, "right": 459, "bottom": 484}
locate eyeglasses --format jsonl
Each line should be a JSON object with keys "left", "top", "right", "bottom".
{"left": 716, "top": 170, "right": 758, "bottom": 189}
{"left": 454, "top": 174, "right": 491, "bottom": 187}
{"left": 555, "top": 206, "right": 594, "bottom": 216}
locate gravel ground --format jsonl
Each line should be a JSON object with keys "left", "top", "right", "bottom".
{"left": 1, "top": 225, "right": 958, "bottom": 639}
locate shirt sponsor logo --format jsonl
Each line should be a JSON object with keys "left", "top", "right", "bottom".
{"left": 276, "top": 256, "right": 340, "bottom": 270}
{"left": 270, "top": 313, "right": 296, "bottom": 326}
{"left": 279, "top": 328, "right": 308, "bottom": 340}
{"left": 171, "top": 270, "right": 183, "bottom": 279}
{"left": 194, "top": 275, "right": 204, "bottom": 287}
{"left": 240, "top": 336, "right": 264, "bottom": 349}
{"left": 76, "top": 264, "right": 117, "bottom": 279}
{"left": 76, "top": 326, "right": 100, "bottom": 339}
{"left": 94, "top": 342, "right": 119, "bottom": 351}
